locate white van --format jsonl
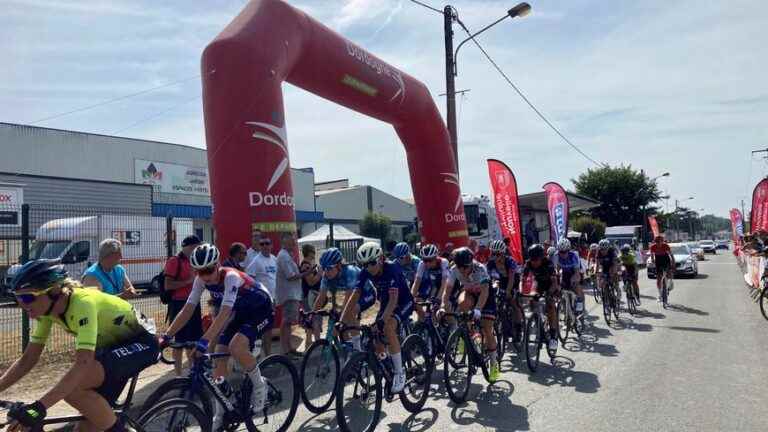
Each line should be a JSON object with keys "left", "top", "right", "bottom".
{"left": 19, "top": 215, "right": 193, "bottom": 290}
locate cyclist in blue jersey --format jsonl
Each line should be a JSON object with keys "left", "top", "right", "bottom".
{"left": 392, "top": 242, "right": 421, "bottom": 287}
{"left": 312, "top": 248, "right": 360, "bottom": 336}
{"left": 552, "top": 239, "right": 585, "bottom": 313}
{"left": 339, "top": 242, "right": 414, "bottom": 393}
{"left": 411, "top": 244, "right": 450, "bottom": 322}
{"left": 487, "top": 240, "right": 524, "bottom": 340}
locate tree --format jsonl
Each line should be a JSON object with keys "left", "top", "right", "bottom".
{"left": 360, "top": 212, "right": 392, "bottom": 243}
{"left": 572, "top": 165, "right": 662, "bottom": 227}
{"left": 571, "top": 216, "right": 606, "bottom": 244}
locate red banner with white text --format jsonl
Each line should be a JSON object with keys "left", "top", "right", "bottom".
{"left": 751, "top": 178, "right": 768, "bottom": 233}
{"left": 543, "top": 182, "right": 569, "bottom": 245}
{"left": 648, "top": 215, "right": 660, "bottom": 238}
{"left": 487, "top": 159, "right": 523, "bottom": 263}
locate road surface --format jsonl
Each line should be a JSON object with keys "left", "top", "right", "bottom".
{"left": 291, "top": 253, "right": 768, "bottom": 431}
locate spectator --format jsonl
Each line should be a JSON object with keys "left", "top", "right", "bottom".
{"left": 82, "top": 238, "right": 137, "bottom": 299}
{"left": 246, "top": 235, "right": 278, "bottom": 355}
{"left": 525, "top": 218, "right": 538, "bottom": 247}
{"left": 276, "top": 233, "right": 310, "bottom": 357}
{"left": 163, "top": 235, "right": 203, "bottom": 376}
{"left": 300, "top": 244, "right": 322, "bottom": 347}
{"left": 476, "top": 242, "right": 491, "bottom": 264}
{"left": 222, "top": 242, "right": 247, "bottom": 271}
{"left": 244, "top": 229, "right": 263, "bottom": 269}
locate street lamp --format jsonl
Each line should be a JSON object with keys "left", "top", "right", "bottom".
{"left": 442, "top": 2, "right": 531, "bottom": 175}
{"left": 674, "top": 196, "right": 695, "bottom": 241}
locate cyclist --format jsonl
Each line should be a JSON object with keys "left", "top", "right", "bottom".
{"left": 392, "top": 242, "right": 421, "bottom": 287}
{"left": 486, "top": 239, "right": 524, "bottom": 342}
{"left": 596, "top": 239, "right": 620, "bottom": 299}
{"left": 0, "top": 259, "right": 158, "bottom": 432}
{"left": 552, "top": 238, "right": 585, "bottom": 314}
{"left": 438, "top": 247, "right": 500, "bottom": 382}
{"left": 521, "top": 244, "right": 560, "bottom": 351}
{"left": 312, "top": 248, "right": 359, "bottom": 330}
{"left": 547, "top": 246, "right": 558, "bottom": 261}
{"left": 650, "top": 235, "right": 675, "bottom": 301}
{"left": 339, "top": 242, "right": 414, "bottom": 393}
{"left": 586, "top": 243, "right": 599, "bottom": 272}
{"left": 162, "top": 243, "right": 274, "bottom": 412}
{"left": 619, "top": 244, "right": 640, "bottom": 303}
{"left": 411, "top": 244, "right": 450, "bottom": 322}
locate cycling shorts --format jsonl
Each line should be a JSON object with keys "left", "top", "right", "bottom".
{"left": 95, "top": 331, "right": 159, "bottom": 406}
{"left": 655, "top": 256, "right": 671, "bottom": 272}
{"left": 219, "top": 289, "right": 275, "bottom": 347}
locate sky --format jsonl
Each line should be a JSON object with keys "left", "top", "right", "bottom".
{"left": 2, "top": 0, "right": 765, "bottom": 218}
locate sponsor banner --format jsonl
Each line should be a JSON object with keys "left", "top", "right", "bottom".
{"left": 648, "top": 215, "right": 660, "bottom": 238}
{"left": 0, "top": 186, "right": 23, "bottom": 227}
{"left": 542, "top": 182, "right": 570, "bottom": 245}
{"left": 751, "top": 178, "right": 768, "bottom": 233}
{"left": 730, "top": 208, "right": 744, "bottom": 255}
{"left": 134, "top": 159, "right": 210, "bottom": 196}
{"left": 487, "top": 159, "right": 523, "bottom": 263}
{"left": 252, "top": 221, "right": 297, "bottom": 233}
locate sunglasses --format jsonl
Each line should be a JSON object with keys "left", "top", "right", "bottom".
{"left": 196, "top": 267, "right": 217, "bottom": 276}
{"left": 260, "top": 241, "right": 272, "bottom": 246}
{"left": 364, "top": 261, "right": 378, "bottom": 268}
{"left": 15, "top": 287, "right": 54, "bottom": 305}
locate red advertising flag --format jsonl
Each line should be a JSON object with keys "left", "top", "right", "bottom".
{"left": 751, "top": 178, "right": 768, "bottom": 233}
{"left": 487, "top": 159, "right": 523, "bottom": 263}
{"left": 730, "top": 208, "right": 744, "bottom": 254}
{"left": 542, "top": 182, "right": 570, "bottom": 245}
{"left": 648, "top": 215, "right": 660, "bottom": 238}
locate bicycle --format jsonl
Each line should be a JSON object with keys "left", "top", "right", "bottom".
{"left": 299, "top": 309, "right": 355, "bottom": 414}
{"left": 600, "top": 273, "right": 621, "bottom": 325}
{"left": 494, "top": 284, "right": 525, "bottom": 356}
{"left": 442, "top": 311, "right": 500, "bottom": 403}
{"left": 659, "top": 269, "right": 671, "bottom": 309}
{"left": 411, "top": 298, "right": 451, "bottom": 362}
{"left": 142, "top": 341, "right": 299, "bottom": 432}
{"left": 760, "top": 277, "right": 768, "bottom": 322}
{"left": 335, "top": 320, "right": 432, "bottom": 432}
{"left": 557, "top": 275, "right": 584, "bottom": 343}
{"left": 0, "top": 373, "right": 209, "bottom": 431}
{"left": 587, "top": 266, "right": 600, "bottom": 303}
{"left": 622, "top": 268, "right": 640, "bottom": 315}
{"left": 522, "top": 293, "right": 558, "bottom": 373}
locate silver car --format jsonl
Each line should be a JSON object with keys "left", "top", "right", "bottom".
{"left": 647, "top": 243, "right": 699, "bottom": 278}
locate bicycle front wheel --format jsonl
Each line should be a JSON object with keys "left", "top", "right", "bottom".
{"left": 137, "top": 397, "right": 211, "bottom": 432}
{"left": 761, "top": 287, "right": 768, "bottom": 321}
{"left": 336, "top": 352, "right": 382, "bottom": 432}
{"left": 246, "top": 355, "right": 299, "bottom": 432}
{"left": 557, "top": 297, "right": 570, "bottom": 343}
{"left": 524, "top": 314, "right": 542, "bottom": 373}
{"left": 400, "top": 334, "right": 432, "bottom": 413}
{"left": 140, "top": 377, "right": 213, "bottom": 419}
{"left": 602, "top": 286, "right": 612, "bottom": 326}
{"left": 444, "top": 329, "right": 473, "bottom": 403}
{"left": 300, "top": 339, "right": 340, "bottom": 414}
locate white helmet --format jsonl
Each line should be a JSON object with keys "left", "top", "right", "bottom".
{"left": 489, "top": 240, "right": 506, "bottom": 253}
{"left": 547, "top": 246, "right": 557, "bottom": 257}
{"left": 557, "top": 238, "right": 572, "bottom": 252}
{"left": 598, "top": 239, "right": 611, "bottom": 251}
{"left": 357, "top": 242, "right": 383, "bottom": 265}
{"left": 420, "top": 244, "right": 439, "bottom": 259}
{"left": 589, "top": 243, "right": 599, "bottom": 251}
{"left": 190, "top": 243, "right": 220, "bottom": 269}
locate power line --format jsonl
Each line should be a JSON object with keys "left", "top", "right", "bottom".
{"left": 454, "top": 19, "right": 607, "bottom": 168}
{"left": 110, "top": 95, "right": 202, "bottom": 135}
{"left": 408, "top": 0, "right": 443, "bottom": 14}
{"left": 27, "top": 73, "right": 202, "bottom": 125}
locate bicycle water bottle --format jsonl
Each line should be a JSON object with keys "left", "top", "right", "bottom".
{"left": 471, "top": 330, "right": 483, "bottom": 354}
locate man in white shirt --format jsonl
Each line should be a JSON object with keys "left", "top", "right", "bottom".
{"left": 276, "top": 233, "right": 309, "bottom": 357}
{"left": 244, "top": 229, "right": 263, "bottom": 270}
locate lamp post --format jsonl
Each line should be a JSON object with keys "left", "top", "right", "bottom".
{"left": 442, "top": 2, "right": 531, "bottom": 175}
{"left": 674, "top": 196, "right": 694, "bottom": 241}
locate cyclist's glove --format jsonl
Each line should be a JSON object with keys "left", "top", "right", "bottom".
{"left": 8, "top": 400, "right": 46, "bottom": 428}
{"left": 158, "top": 333, "right": 172, "bottom": 349}
{"left": 472, "top": 309, "right": 482, "bottom": 320}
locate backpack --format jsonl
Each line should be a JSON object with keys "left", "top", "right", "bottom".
{"left": 158, "top": 254, "right": 184, "bottom": 304}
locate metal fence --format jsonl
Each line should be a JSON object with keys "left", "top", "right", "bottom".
{"left": 0, "top": 203, "right": 190, "bottom": 366}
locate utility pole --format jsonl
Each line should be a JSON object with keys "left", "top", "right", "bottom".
{"left": 443, "top": 5, "right": 458, "bottom": 172}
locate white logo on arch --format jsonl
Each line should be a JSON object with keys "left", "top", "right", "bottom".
{"left": 442, "top": 172, "right": 463, "bottom": 212}
{"left": 246, "top": 121, "right": 289, "bottom": 191}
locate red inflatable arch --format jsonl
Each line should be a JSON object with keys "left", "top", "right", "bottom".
{"left": 202, "top": 0, "right": 468, "bottom": 251}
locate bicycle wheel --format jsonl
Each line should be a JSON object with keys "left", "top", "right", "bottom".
{"left": 443, "top": 329, "right": 473, "bottom": 403}
{"left": 524, "top": 314, "right": 542, "bottom": 373}
{"left": 399, "top": 334, "right": 432, "bottom": 413}
{"left": 140, "top": 377, "right": 214, "bottom": 419}
{"left": 336, "top": 352, "right": 382, "bottom": 432}
{"left": 601, "top": 286, "right": 612, "bottom": 326}
{"left": 591, "top": 276, "right": 601, "bottom": 303}
{"left": 761, "top": 287, "right": 768, "bottom": 322}
{"left": 412, "top": 322, "right": 437, "bottom": 360}
{"left": 625, "top": 283, "right": 637, "bottom": 315}
{"left": 557, "top": 297, "right": 570, "bottom": 344}
{"left": 300, "top": 339, "right": 339, "bottom": 414}
{"left": 245, "top": 355, "right": 299, "bottom": 432}
{"left": 137, "top": 397, "right": 211, "bottom": 432}
{"left": 494, "top": 319, "right": 506, "bottom": 364}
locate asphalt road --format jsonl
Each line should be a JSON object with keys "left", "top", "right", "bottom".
{"left": 290, "top": 253, "right": 768, "bottom": 431}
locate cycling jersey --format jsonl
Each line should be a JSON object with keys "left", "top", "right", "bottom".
{"left": 651, "top": 243, "right": 672, "bottom": 271}
{"left": 357, "top": 261, "right": 414, "bottom": 322}
{"left": 320, "top": 264, "right": 360, "bottom": 295}
{"left": 394, "top": 255, "right": 421, "bottom": 286}
{"left": 414, "top": 257, "right": 450, "bottom": 298}
{"left": 522, "top": 259, "right": 557, "bottom": 293}
{"left": 486, "top": 256, "right": 519, "bottom": 294}
{"left": 31, "top": 287, "right": 154, "bottom": 351}
{"left": 620, "top": 253, "right": 637, "bottom": 267}
{"left": 447, "top": 261, "right": 495, "bottom": 317}
{"left": 597, "top": 249, "right": 619, "bottom": 274}
{"left": 187, "top": 267, "right": 274, "bottom": 346}
{"left": 553, "top": 251, "right": 581, "bottom": 273}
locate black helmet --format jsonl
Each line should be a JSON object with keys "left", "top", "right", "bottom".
{"left": 621, "top": 244, "right": 631, "bottom": 253}
{"left": 10, "top": 259, "right": 68, "bottom": 293}
{"left": 528, "top": 244, "right": 545, "bottom": 260}
{"left": 453, "top": 247, "right": 474, "bottom": 267}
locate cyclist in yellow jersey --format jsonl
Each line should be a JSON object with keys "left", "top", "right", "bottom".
{"left": 619, "top": 244, "right": 640, "bottom": 303}
{"left": 0, "top": 259, "right": 158, "bottom": 432}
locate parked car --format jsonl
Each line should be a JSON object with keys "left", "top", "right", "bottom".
{"left": 687, "top": 242, "right": 705, "bottom": 260}
{"left": 699, "top": 240, "right": 717, "bottom": 254}
{"left": 716, "top": 240, "right": 729, "bottom": 250}
{"left": 647, "top": 243, "right": 698, "bottom": 278}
